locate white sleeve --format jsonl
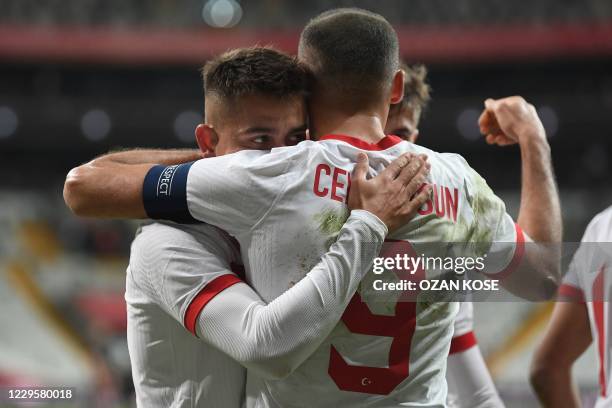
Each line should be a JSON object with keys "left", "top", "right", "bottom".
{"left": 446, "top": 346, "right": 505, "bottom": 408}
{"left": 128, "top": 222, "right": 243, "bottom": 327}
{"left": 142, "top": 148, "right": 302, "bottom": 236}
{"left": 196, "top": 210, "right": 388, "bottom": 380}
{"left": 452, "top": 302, "right": 474, "bottom": 339}
{"left": 558, "top": 219, "right": 596, "bottom": 301}
{"left": 464, "top": 166, "right": 524, "bottom": 279}
{"left": 559, "top": 256, "right": 585, "bottom": 301}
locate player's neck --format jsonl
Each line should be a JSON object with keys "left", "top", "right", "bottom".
{"left": 311, "top": 112, "right": 387, "bottom": 144}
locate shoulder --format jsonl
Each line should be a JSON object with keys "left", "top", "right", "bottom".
{"left": 131, "top": 222, "right": 238, "bottom": 269}
{"left": 577, "top": 205, "right": 612, "bottom": 244}
{"left": 193, "top": 145, "right": 311, "bottom": 177}
{"left": 394, "top": 143, "right": 472, "bottom": 175}
{"left": 585, "top": 206, "right": 612, "bottom": 236}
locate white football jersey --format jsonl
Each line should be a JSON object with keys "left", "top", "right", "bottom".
{"left": 560, "top": 206, "right": 612, "bottom": 407}
{"left": 144, "top": 135, "right": 522, "bottom": 407}
{"left": 126, "top": 221, "right": 246, "bottom": 408}
{"left": 447, "top": 303, "right": 504, "bottom": 408}
{"left": 450, "top": 302, "right": 476, "bottom": 352}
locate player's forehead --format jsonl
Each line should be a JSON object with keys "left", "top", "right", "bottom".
{"left": 210, "top": 92, "right": 306, "bottom": 131}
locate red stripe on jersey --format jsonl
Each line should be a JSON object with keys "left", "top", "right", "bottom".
{"left": 484, "top": 223, "right": 525, "bottom": 280}
{"left": 184, "top": 274, "right": 242, "bottom": 337}
{"left": 593, "top": 265, "right": 607, "bottom": 397}
{"left": 449, "top": 331, "right": 478, "bottom": 355}
{"left": 558, "top": 284, "right": 585, "bottom": 303}
{"left": 319, "top": 134, "right": 403, "bottom": 151}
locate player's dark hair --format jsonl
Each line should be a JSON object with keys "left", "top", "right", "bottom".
{"left": 391, "top": 63, "right": 431, "bottom": 115}
{"left": 202, "top": 47, "right": 309, "bottom": 99}
{"left": 298, "top": 8, "right": 399, "bottom": 108}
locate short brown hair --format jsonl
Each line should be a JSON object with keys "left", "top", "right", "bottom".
{"left": 399, "top": 64, "right": 431, "bottom": 113}
{"left": 298, "top": 8, "right": 399, "bottom": 108}
{"left": 202, "top": 47, "right": 309, "bottom": 99}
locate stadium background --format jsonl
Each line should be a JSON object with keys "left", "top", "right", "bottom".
{"left": 0, "top": 0, "right": 610, "bottom": 406}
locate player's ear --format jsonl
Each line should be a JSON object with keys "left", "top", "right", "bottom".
{"left": 195, "top": 124, "right": 218, "bottom": 156}
{"left": 390, "top": 69, "right": 405, "bottom": 105}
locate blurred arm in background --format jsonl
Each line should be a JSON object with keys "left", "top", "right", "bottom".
{"left": 63, "top": 148, "right": 203, "bottom": 219}
{"left": 529, "top": 301, "right": 591, "bottom": 407}
{"left": 479, "top": 96, "right": 562, "bottom": 300}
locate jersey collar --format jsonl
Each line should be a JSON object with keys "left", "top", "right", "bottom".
{"left": 319, "top": 134, "right": 403, "bottom": 151}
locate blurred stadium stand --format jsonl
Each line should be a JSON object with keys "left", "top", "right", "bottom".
{"left": 1, "top": 0, "right": 612, "bottom": 27}
{"left": 0, "top": 1, "right": 611, "bottom": 406}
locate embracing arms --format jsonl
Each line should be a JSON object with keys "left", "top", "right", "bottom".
{"left": 63, "top": 148, "right": 203, "bottom": 218}
{"left": 128, "top": 154, "right": 430, "bottom": 379}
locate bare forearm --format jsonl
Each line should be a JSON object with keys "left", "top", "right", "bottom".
{"left": 517, "top": 137, "right": 562, "bottom": 295}
{"left": 64, "top": 148, "right": 204, "bottom": 219}
{"left": 517, "top": 138, "right": 561, "bottom": 243}
{"left": 531, "top": 370, "right": 580, "bottom": 408}
{"left": 530, "top": 302, "right": 590, "bottom": 407}
{"left": 64, "top": 161, "right": 152, "bottom": 219}
{"left": 92, "top": 148, "right": 203, "bottom": 166}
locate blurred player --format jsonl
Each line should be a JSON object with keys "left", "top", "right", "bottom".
{"left": 385, "top": 63, "right": 430, "bottom": 143}
{"left": 530, "top": 206, "right": 612, "bottom": 408}
{"left": 386, "top": 64, "right": 505, "bottom": 407}
{"left": 65, "top": 8, "right": 561, "bottom": 407}
{"left": 65, "top": 47, "right": 430, "bottom": 407}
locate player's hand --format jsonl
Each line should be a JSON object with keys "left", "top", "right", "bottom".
{"left": 348, "top": 153, "right": 431, "bottom": 232}
{"left": 478, "top": 96, "right": 547, "bottom": 147}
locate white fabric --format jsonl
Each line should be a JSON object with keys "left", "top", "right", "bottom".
{"left": 562, "top": 206, "right": 612, "bottom": 407}
{"left": 453, "top": 302, "right": 474, "bottom": 338}
{"left": 446, "top": 346, "right": 504, "bottom": 408}
{"left": 126, "top": 221, "right": 245, "bottom": 408}
{"left": 447, "top": 303, "right": 503, "bottom": 407}
{"left": 198, "top": 210, "right": 387, "bottom": 379}
{"left": 126, "top": 210, "right": 386, "bottom": 407}
{"left": 180, "top": 137, "right": 519, "bottom": 407}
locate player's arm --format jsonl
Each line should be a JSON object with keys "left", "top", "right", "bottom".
{"left": 447, "top": 346, "right": 505, "bottom": 408}
{"left": 530, "top": 231, "right": 593, "bottom": 407}
{"left": 197, "top": 211, "right": 388, "bottom": 379}
{"left": 530, "top": 300, "right": 591, "bottom": 408}
{"left": 63, "top": 148, "right": 204, "bottom": 218}
{"left": 445, "top": 303, "right": 505, "bottom": 408}
{"left": 478, "top": 96, "right": 561, "bottom": 299}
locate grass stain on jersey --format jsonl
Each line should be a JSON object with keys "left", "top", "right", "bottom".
{"left": 314, "top": 207, "right": 350, "bottom": 236}
{"left": 459, "top": 168, "right": 505, "bottom": 257}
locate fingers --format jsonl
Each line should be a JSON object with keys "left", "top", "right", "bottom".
{"left": 479, "top": 109, "right": 501, "bottom": 136}
{"left": 478, "top": 109, "right": 489, "bottom": 133}
{"left": 404, "top": 184, "right": 432, "bottom": 215}
{"left": 484, "top": 98, "right": 496, "bottom": 111}
{"left": 402, "top": 163, "right": 430, "bottom": 198}
{"left": 381, "top": 153, "right": 412, "bottom": 180}
{"left": 352, "top": 153, "right": 369, "bottom": 181}
{"left": 395, "top": 154, "right": 428, "bottom": 187}
{"left": 485, "top": 133, "right": 515, "bottom": 146}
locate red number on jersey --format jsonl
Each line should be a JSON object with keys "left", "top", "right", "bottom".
{"left": 328, "top": 240, "right": 424, "bottom": 395}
